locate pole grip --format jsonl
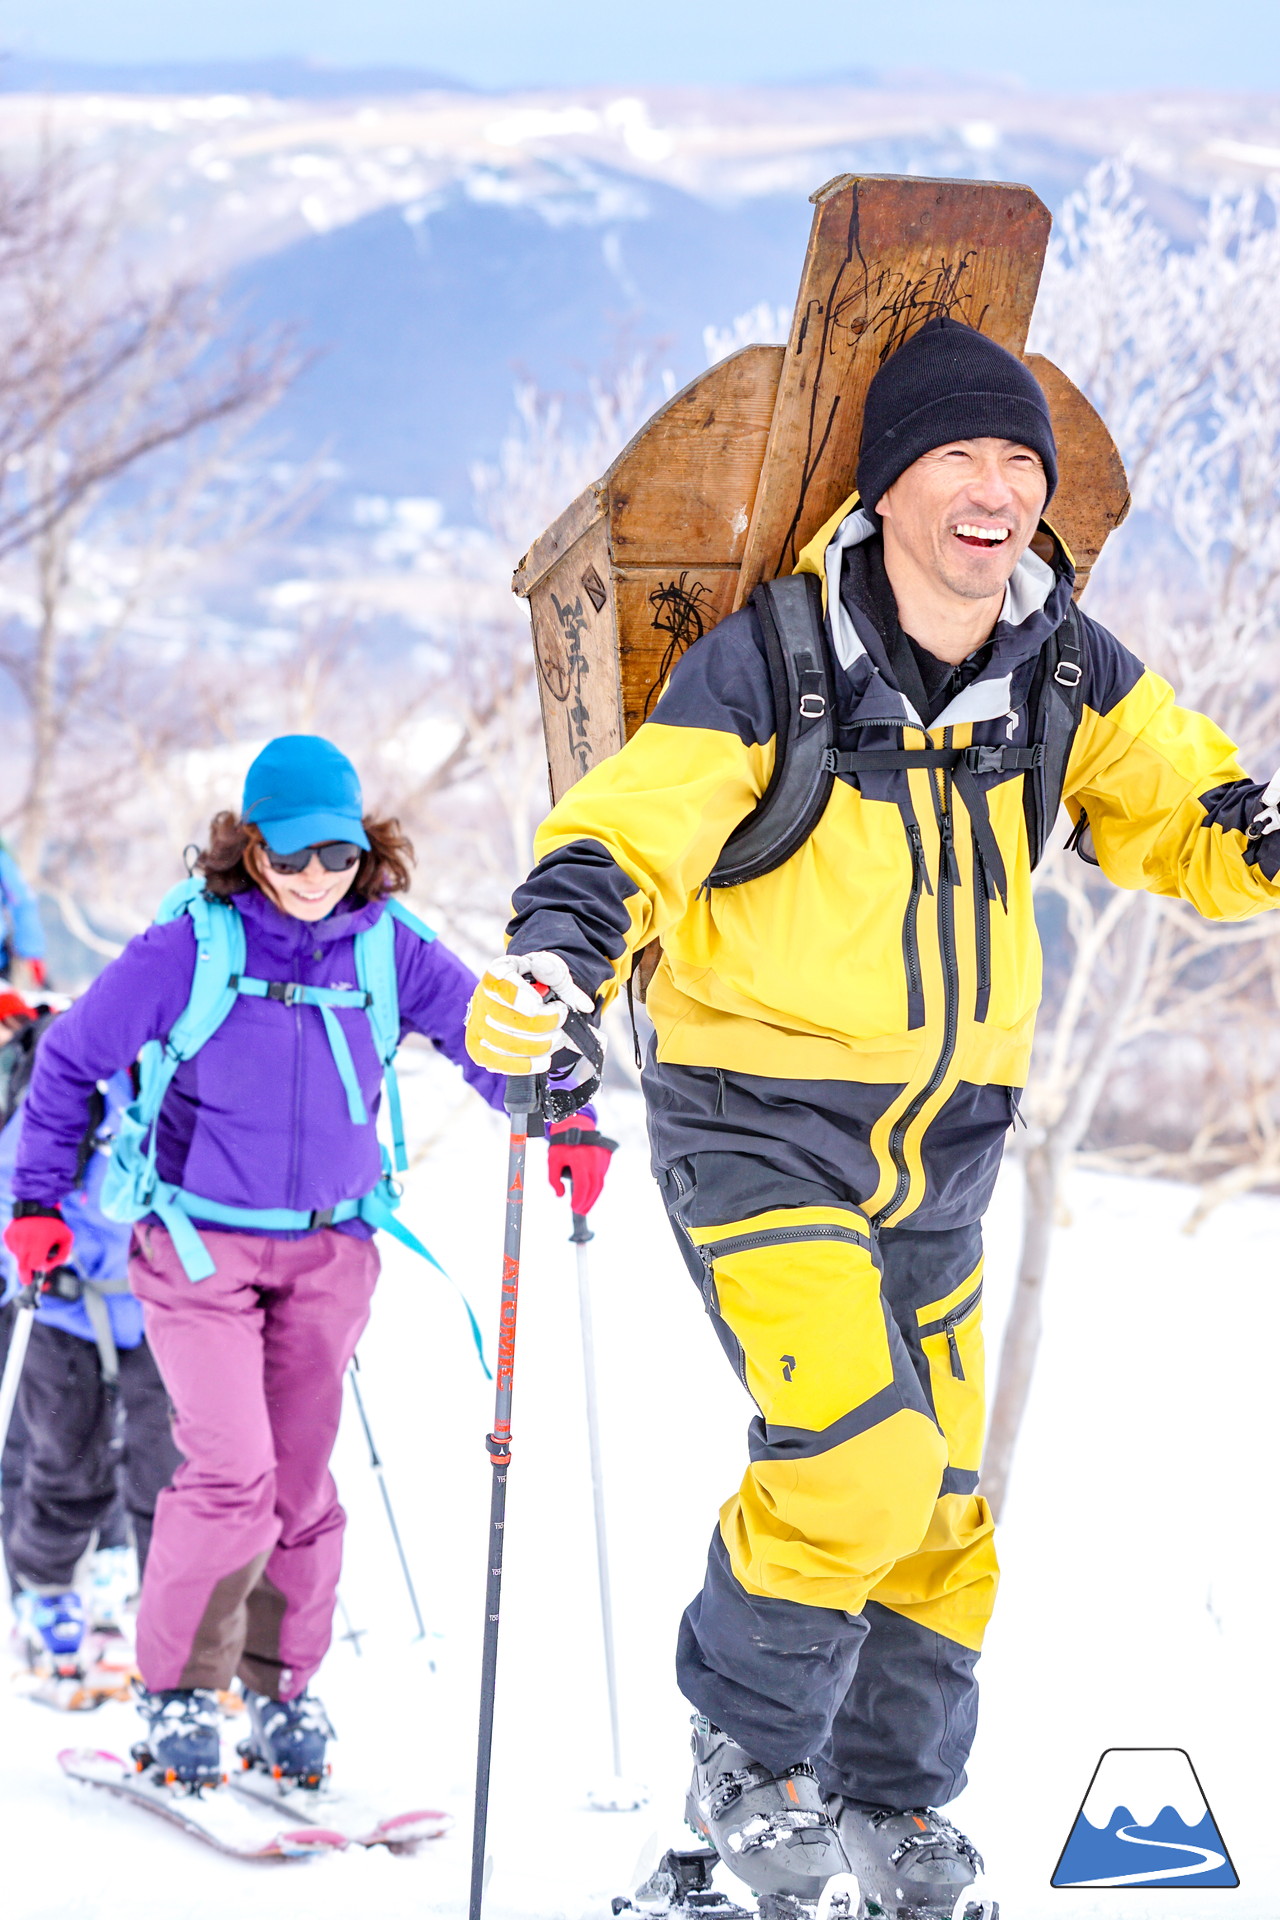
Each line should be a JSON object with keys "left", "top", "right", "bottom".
{"left": 569, "top": 1210, "right": 593, "bottom": 1245}
{"left": 504, "top": 1072, "right": 543, "bottom": 1118}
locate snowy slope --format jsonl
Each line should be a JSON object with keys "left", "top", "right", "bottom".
{"left": 2, "top": 1045, "right": 1276, "bottom": 1917}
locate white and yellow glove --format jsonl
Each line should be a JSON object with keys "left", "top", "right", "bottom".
{"left": 465, "top": 951, "right": 594, "bottom": 1075}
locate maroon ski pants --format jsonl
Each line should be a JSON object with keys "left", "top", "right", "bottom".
{"left": 129, "top": 1222, "right": 379, "bottom": 1699}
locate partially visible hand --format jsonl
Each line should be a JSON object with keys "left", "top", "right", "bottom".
{"left": 465, "top": 952, "right": 593, "bottom": 1075}
{"left": 3, "top": 1207, "right": 74, "bottom": 1288}
{"left": 546, "top": 1123, "right": 617, "bottom": 1215}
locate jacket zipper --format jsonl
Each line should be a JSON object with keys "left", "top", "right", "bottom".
{"left": 902, "top": 819, "right": 931, "bottom": 1030}
{"left": 872, "top": 754, "right": 962, "bottom": 1229}
{"left": 973, "top": 837, "right": 991, "bottom": 1023}
{"left": 287, "top": 924, "right": 305, "bottom": 1211}
{"left": 919, "top": 1279, "right": 984, "bottom": 1379}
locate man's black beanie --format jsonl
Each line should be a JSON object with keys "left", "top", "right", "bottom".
{"left": 856, "top": 316, "right": 1058, "bottom": 514}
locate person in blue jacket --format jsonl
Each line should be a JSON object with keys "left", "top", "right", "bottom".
{"left": 0, "top": 839, "right": 47, "bottom": 991}
{"left": 0, "top": 991, "right": 182, "bottom": 1671}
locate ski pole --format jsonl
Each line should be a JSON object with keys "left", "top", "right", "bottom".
{"left": 0, "top": 1276, "right": 42, "bottom": 1456}
{"left": 570, "top": 1202, "right": 623, "bottom": 1780}
{"left": 469, "top": 1070, "right": 539, "bottom": 1920}
{"left": 335, "top": 1591, "right": 367, "bottom": 1658}
{"left": 346, "top": 1354, "right": 428, "bottom": 1642}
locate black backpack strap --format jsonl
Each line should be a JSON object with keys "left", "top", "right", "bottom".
{"left": 1023, "top": 600, "right": 1087, "bottom": 868}
{"left": 707, "top": 573, "right": 836, "bottom": 889}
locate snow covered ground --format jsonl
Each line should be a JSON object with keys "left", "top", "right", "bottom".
{"left": 3, "top": 1046, "right": 1276, "bottom": 1918}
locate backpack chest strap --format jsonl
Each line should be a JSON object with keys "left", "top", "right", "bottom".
{"left": 822, "top": 743, "right": 1044, "bottom": 776}
{"left": 228, "top": 973, "right": 375, "bottom": 1126}
{"left": 824, "top": 741, "right": 1043, "bottom": 911}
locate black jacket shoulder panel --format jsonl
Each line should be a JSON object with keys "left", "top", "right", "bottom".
{"left": 1077, "top": 609, "right": 1145, "bottom": 718}
{"left": 644, "top": 606, "right": 777, "bottom": 747}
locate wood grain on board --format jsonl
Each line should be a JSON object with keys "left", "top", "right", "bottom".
{"left": 734, "top": 173, "right": 1052, "bottom": 602}
{"left": 515, "top": 178, "right": 1133, "bottom": 808}
{"left": 521, "top": 513, "right": 622, "bottom": 804}
{"left": 1027, "top": 352, "right": 1131, "bottom": 597}
{"left": 516, "top": 344, "right": 783, "bottom": 800}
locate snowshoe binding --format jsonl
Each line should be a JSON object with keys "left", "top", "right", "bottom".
{"left": 683, "top": 1714, "right": 852, "bottom": 1909}
{"left": 13, "top": 1588, "right": 88, "bottom": 1674}
{"left": 836, "top": 1803, "right": 996, "bottom": 1919}
{"left": 131, "top": 1685, "right": 225, "bottom": 1791}
{"left": 238, "top": 1688, "right": 334, "bottom": 1791}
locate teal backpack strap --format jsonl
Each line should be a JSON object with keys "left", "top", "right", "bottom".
{"left": 384, "top": 896, "right": 437, "bottom": 945}
{"left": 163, "top": 892, "right": 245, "bottom": 1061}
{"left": 355, "top": 903, "right": 420, "bottom": 1174}
{"left": 102, "top": 887, "right": 247, "bottom": 1249}
{"left": 358, "top": 1180, "right": 490, "bottom": 1378}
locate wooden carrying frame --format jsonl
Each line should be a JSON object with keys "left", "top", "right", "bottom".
{"left": 515, "top": 173, "right": 1130, "bottom": 806}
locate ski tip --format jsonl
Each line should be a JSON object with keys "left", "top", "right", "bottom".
{"left": 278, "top": 1826, "right": 349, "bottom": 1854}
{"left": 369, "top": 1807, "right": 452, "bottom": 1832}
{"left": 359, "top": 1808, "right": 453, "bottom": 1850}
{"left": 59, "top": 1746, "right": 127, "bottom": 1769}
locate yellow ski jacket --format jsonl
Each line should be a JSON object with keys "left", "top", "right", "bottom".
{"left": 508, "top": 497, "right": 1280, "bottom": 1225}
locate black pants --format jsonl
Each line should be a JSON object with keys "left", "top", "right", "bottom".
{"left": 1, "top": 1309, "right": 182, "bottom": 1591}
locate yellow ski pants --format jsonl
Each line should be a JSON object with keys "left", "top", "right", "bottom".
{"left": 665, "top": 1179, "right": 998, "bottom": 1804}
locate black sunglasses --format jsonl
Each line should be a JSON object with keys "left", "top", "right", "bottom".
{"left": 263, "top": 841, "right": 363, "bottom": 876}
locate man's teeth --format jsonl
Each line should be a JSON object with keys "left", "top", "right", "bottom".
{"left": 953, "top": 523, "right": 1010, "bottom": 543}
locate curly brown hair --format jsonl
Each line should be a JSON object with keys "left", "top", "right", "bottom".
{"left": 195, "top": 812, "right": 414, "bottom": 904}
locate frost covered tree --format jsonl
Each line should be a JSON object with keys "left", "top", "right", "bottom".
{"left": 0, "top": 148, "right": 300, "bottom": 899}
{"left": 984, "top": 162, "right": 1280, "bottom": 1515}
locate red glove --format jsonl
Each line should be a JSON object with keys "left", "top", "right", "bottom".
{"left": 546, "top": 1123, "right": 616, "bottom": 1215}
{"left": 4, "top": 1207, "right": 74, "bottom": 1287}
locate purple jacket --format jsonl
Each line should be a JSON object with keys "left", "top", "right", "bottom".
{"left": 14, "top": 889, "right": 509, "bottom": 1220}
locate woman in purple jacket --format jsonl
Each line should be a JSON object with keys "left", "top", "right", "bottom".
{"left": 1, "top": 736, "right": 612, "bottom": 1788}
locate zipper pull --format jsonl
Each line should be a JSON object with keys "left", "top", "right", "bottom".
{"left": 973, "top": 839, "right": 995, "bottom": 900}
{"left": 946, "top": 1322, "right": 966, "bottom": 1380}
{"left": 907, "top": 823, "right": 934, "bottom": 896}
{"left": 938, "top": 813, "right": 961, "bottom": 888}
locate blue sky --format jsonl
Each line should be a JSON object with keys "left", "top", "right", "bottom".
{"left": 3, "top": 0, "right": 1278, "bottom": 92}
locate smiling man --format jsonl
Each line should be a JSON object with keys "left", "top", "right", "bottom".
{"left": 466, "top": 318, "right": 1280, "bottom": 1917}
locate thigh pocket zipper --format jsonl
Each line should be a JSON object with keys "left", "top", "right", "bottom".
{"left": 698, "top": 1221, "right": 871, "bottom": 1268}
{"left": 919, "top": 1280, "right": 983, "bottom": 1380}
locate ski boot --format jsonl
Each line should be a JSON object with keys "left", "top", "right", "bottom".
{"left": 685, "top": 1714, "right": 850, "bottom": 1906}
{"left": 12, "top": 1588, "right": 88, "bottom": 1675}
{"left": 836, "top": 1802, "right": 996, "bottom": 1918}
{"left": 87, "top": 1545, "right": 138, "bottom": 1635}
{"left": 131, "top": 1686, "right": 225, "bottom": 1791}
{"left": 238, "top": 1689, "right": 334, "bottom": 1790}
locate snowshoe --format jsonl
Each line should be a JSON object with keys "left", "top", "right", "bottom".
{"left": 131, "top": 1686, "right": 225, "bottom": 1791}
{"left": 684, "top": 1714, "right": 850, "bottom": 1904}
{"left": 238, "top": 1689, "right": 334, "bottom": 1790}
{"left": 836, "top": 1803, "right": 996, "bottom": 1919}
{"left": 13, "top": 1588, "right": 88, "bottom": 1673}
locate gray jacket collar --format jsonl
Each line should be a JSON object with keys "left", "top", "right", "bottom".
{"left": 823, "top": 508, "right": 1060, "bottom": 729}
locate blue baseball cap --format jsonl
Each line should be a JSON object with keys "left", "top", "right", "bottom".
{"left": 241, "top": 735, "right": 370, "bottom": 855}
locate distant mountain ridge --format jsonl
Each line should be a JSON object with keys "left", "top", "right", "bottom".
{"left": 0, "top": 55, "right": 473, "bottom": 97}
{"left": 1, "top": 73, "right": 1277, "bottom": 521}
